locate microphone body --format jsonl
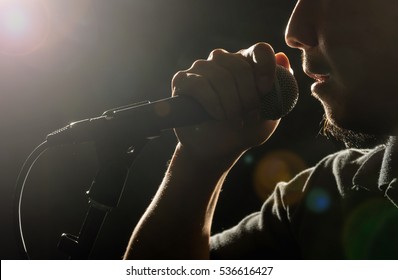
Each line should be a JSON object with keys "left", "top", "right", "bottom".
{"left": 46, "top": 65, "right": 299, "bottom": 146}
{"left": 46, "top": 96, "right": 210, "bottom": 146}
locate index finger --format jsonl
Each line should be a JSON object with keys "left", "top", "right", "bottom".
{"left": 238, "top": 42, "right": 276, "bottom": 94}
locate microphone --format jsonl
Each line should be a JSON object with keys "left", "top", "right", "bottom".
{"left": 46, "top": 65, "right": 299, "bottom": 146}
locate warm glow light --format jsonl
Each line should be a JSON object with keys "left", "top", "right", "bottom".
{"left": 3, "top": 5, "right": 29, "bottom": 35}
{"left": 0, "top": 0, "right": 48, "bottom": 55}
{"left": 253, "top": 150, "right": 307, "bottom": 201}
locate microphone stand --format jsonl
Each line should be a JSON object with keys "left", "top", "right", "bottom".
{"left": 57, "top": 136, "right": 149, "bottom": 259}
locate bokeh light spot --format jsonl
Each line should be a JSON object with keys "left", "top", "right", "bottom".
{"left": 253, "top": 150, "right": 307, "bottom": 201}
{"left": 243, "top": 153, "right": 254, "bottom": 165}
{"left": 343, "top": 199, "right": 398, "bottom": 259}
{"left": 305, "top": 188, "right": 331, "bottom": 213}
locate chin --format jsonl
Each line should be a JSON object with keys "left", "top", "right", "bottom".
{"left": 321, "top": 114, "right": 388, "bottom": 149}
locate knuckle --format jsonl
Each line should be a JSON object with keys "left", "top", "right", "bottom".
{"left": 252, "top": 42, "right": 275, "bottom": 55}
{"left": 208, "top": 48, "right": 228, "bottom": 60}
{"left": 172, "top": 71, "right": 186, "bottom": 86}
{"left": 190, "top": 59, "right": 207, "bottom": 70}
{"left": 240, "top": 42, "right": 276, "bottom": 64}
{"left": 172, "top": 71, "right": 206, "bottom": 95}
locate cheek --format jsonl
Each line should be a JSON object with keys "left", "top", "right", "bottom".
{"left": 332, "top": 44, "right": 398, "bottom": 114}
{"left": 328, "top": 70, "right": 398, "bottom": 134}
{"left": 316, "top": 1, "right": 398, "bottom": 133}
{"left": 322, "top": 22, "right": 398, "bottom": 111}
{"left": 317, "top": 46, "right": 398, "bottom": 133}
{"left": 329, "top": 48, "right": 366, "bottom": 90}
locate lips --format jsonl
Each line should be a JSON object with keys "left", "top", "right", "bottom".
{"left": 305, "top": 71, "right": 330, "bottom": 83}
{"left": 302, "top": 55, "right": 333, "bottom": 96}
{"left": 303, "top": 68, "right": 333, "bottom": 97}
{"left": 302, "top": 54, "right": 331, "bottom": 81}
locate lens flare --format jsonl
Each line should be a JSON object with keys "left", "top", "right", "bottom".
{"left": 305, "top": 188, "right": 331, "bottom": 213}
{"left": 0, "top": 0, "right": 49, "bottom": 55}
{"left": 3, "top": 6, "right": 28, "bottom": 35}
{"left": 343, "top": 199, "right": 398, "bottom": 259}
{"left": 253, "top": 150, "right": 307, "bottom": 201}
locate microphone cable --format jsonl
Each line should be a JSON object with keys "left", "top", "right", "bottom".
{"left": 13, "top": 141, "right": 49, "bottom": 259}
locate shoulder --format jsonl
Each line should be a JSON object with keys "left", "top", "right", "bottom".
{"left": 313, "top": 145, "right": 385, "bottom": 191}
{"left": 276, "top": 145, "right": 386, "bottom": 207}
{"left": 319, "top": 146, "right": 385, "bottom": 170}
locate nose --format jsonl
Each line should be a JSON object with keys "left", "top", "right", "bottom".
{"left": 285, "top": 1, "right": 318, "bottom": 50}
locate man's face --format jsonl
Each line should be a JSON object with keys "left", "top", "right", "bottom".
{"left": 285, "top": 0, "right": 398, "bottom": 136}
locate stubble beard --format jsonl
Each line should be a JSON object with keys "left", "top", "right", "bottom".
{"left": 321, "top": 115, "right": 388, "bottom": 149}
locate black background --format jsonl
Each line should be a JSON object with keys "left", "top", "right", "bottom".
{"left": 0, "top": 0, "right": 339, "bottom": 259}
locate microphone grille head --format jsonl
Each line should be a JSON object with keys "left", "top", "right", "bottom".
{"left": 260, "top": 65, "right": 299, "bottom": 120}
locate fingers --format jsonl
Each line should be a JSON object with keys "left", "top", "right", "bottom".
{"left": 171, "top": 42, "right": 277, "bottom": 121}
{"left": 209, "top": 49, "right": 259, "bottom": 114}
{"left": 172, "top": 70, "right": 226, "bottom": 120}
{"left": 239, "top": 42, "right": 276, "bottom": 94}
{"left": 189, "top": 58, "right": 243, "bottom": 120}
{"left": 275, "top": 52, "right": 292, "bottom": 72}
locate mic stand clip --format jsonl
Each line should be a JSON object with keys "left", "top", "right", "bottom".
{"left": 58, "top": 137, "right": 149, "bottom": 259}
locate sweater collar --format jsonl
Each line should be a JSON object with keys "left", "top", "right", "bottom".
{"left": 351, "top": 136, "right": 398, "bottom": 208}
{"left": 378, "top": 136, "right": 398, "bottom": 207}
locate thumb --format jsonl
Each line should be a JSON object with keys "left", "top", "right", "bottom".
{"left": 275, "top": 52, "right": 293, "bottom": 73}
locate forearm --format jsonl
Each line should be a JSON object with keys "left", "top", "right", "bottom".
{"left": 123, "top": 43, "right": 283, "bottom": 259}
{"left": 123, "top": 143, "right": 241, "bottom": 259}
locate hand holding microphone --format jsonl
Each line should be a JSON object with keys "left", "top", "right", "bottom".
{"left": 123, "top": 43, "right": 298, "bottom": 260}
{"left": 170, "top": 43, "right": 298, "bottom": 162}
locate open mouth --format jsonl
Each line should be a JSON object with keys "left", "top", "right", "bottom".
{"left": 312, "top": 74, "right": 330, "bottom": 83}
{"left": 305, "top": 72, "right": 330, "bottom": 83}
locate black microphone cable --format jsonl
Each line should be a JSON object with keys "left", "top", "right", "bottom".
{"left": 13, "top": 140, "right": 49, "bottom": 259}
